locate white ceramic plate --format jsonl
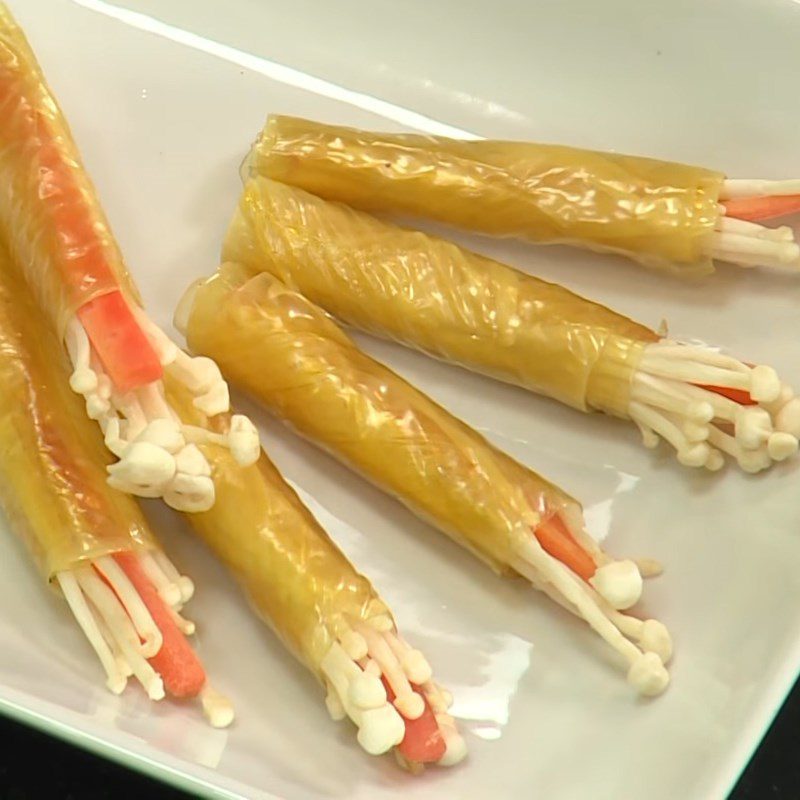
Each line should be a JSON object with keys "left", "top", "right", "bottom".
{"left": 2, "top": 1, "right": 800, "bottom": 798}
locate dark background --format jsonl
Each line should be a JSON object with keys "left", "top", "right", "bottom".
{"left": 1, "top": 677, "right": 799, "bottom": 799}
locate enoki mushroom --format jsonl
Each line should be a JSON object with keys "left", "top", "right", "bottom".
{"left": 65, "top": 306, "right": 260, "bottom": 511}
{"left": 712, "top": 179, "right": 800, "bottom": 270}
{"left": 56, "top": 549, "right": 233, "bottom": 727}
{"left": 512, "top": 513, "right": 672, "bottom": 697}
{"left": 321, "top": 615, "right": 466, "bottom": 767}
{"left": 629, "top": 340, "right": 800, "bottom": 472}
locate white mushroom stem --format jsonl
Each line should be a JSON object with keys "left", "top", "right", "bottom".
{"left": 641, "top": 344, "right": 751, "bottom": 374}
{"left": 355, "top": 623, "right": 424, "bottom": 720}
{"left": 109, "top": 391, "right": 147, "bottom": 440}
{"left": 200, "top": 685, "right": 235, "bottom": 729}
{"left": 320, "top": 622, "right": 462, "bottom": 763}
{"left": 762, "top": 383, "right": 795, "bottom": 415}
{"left": 709, "top": 195, "right": 800, "bottom": 270}
{"left": 181, "top": 416, "right": 261, "bottom": 467}
{"left": 168, "top": 351, "right": 230, "bottom": 416}
{"left": 361, "top": 658, "right": 382, "bottom": 677}
{"left": 707, "top": 426, "right": 771, "bottom": 474}
{"left": 639, "top": 354, "right": 777, "bottom": 401}
{"left": 57, "top": 571, "right": 128, "bottom": 695}
{"left": 136, "top": 551, "right": 182, "bottom": 610}
{"left": 630, "top": 377, "right": 714, "bottom": 423}
{"left": 57, "top": 554, "right": 230, "bottom": 727}
{"left": 721, "top": 179, "right": 800, "bottom": 199}
{"left": 168, "top": 605, "right": 196, "bottom": 636}
{"left": 92, "top": 611, "right": 134, "bottom": 679}
{"left": 629, "top": 401, "right": 710, "bottom": 468}
{"left": 74, "top": 566, "right": 165, "bottom": 700}
{"left": 547, "top": 570, "right": 674, "bottom": 666}
{"left": 64, "top": 318, "right": 97, "bottom": 394}
{"left": 92, "top": 556, "right": 163, "bottom": 657}
{"left": 150, "top": 548, "right": 195, "bottom": 604}
{"left": 135, "top": 382, "right": 174, "bottom": 420}
{"left": 775, "top": 395, "right": 800, "bottom": 437}
{"left": 579, "top": 581, "right": 673, "bottom": 664}
{"left": 339, "top": 629, "right": 369, "bottom": 661}
{"left": 710, "top": 232, "right": 800, "bottom": 270}
{"left": 603, "top": 610, "right": 673, "bottom": 665}
{"left": 628, "top": 341, "right": 799, "bottom": 472}
{"left": 324, "top": 681, "right": 347, "bottom": 721}
{"left": 320, "top": 641, "right": 405, "bottom": 756}
{"left": 512, "top": 532, "right": 669, "bottom": 697}
{"left": 383, "top": 631, "right": 433, "bottom": 685}
{"left": 64, "top": 311, "right": 260, "bottom": 510}
{"left": 716, "top": 215, "right": 794, "bottom": 242}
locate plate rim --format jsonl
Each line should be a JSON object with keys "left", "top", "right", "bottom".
{"left": 3, "top": 630, "right": 800, "bottom": 800}
{"left": 0, "top": 684, "right": 281, "bottom": 800}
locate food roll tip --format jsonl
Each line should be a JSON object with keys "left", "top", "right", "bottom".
{"left": 629, "top": 341, "right": 798, "bottom": 472}
{"left": 320, "top": 619, "right": 465, "bottom": 767}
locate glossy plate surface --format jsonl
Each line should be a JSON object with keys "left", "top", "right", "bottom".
{"left": 2, "top": 1, "right": 800, "bottom": 798}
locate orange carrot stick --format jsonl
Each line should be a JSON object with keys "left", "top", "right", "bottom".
{"left": 723, "top": 195, "right": 800, "bottom": 222}
{"left": 76, "top": 292, "right": 162, "bottom": 393}
{"left": 382, "top": 678, "right": 446, "bottom": 764}
{"left": 114, "top": 552, "right": 206, "bottom": 698}
{"left": 0, "top": 59, "right": 162, "bottom": 392}
{"left": 533, "top": 513, "right": 596, "bottom": 581}
{"left": 696, "top": 384, "right": 756, "bottom": 406}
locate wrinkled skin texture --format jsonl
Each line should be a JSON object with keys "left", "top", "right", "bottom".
{"left": 223, "top": 178, "right": 658, "bottom": 418}
{"left": 167, "top": 379, "right": 390, "bottom": 679}
{"left": 247, "top": 115, "right": 724, "bottom": 275}
{"left": 0, "top": 244, "right": 153, "bottom": 579}
{"left": 185, "top": 264, "right": 582, "bottom": 576}
{"left": 0, "top": 7, "right": 140, "bottom": 335}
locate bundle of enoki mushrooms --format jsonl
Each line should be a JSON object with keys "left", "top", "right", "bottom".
{"left": 0, "top": 239, "right": 230, "bottom": 726}
{"left": 0, "top": 4, "right": 259, "bottom": 512}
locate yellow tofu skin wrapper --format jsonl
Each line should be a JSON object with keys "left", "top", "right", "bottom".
{"left": 246, "top": 115, "right": 724, "bottom": 276}
{"left": 223, "top": 178, "right": 658, "bottom": 419}
{"left": 0, "top": 5, "right": 140, "bottom": 335}
{"left": 183, "top": 263, "right": 581, "bottom": 577}
{"left": 0, "top": 245, "right": 153, "bottom": 580}
{"left": 166, "top": 380, "right": 391, "bottom": 679}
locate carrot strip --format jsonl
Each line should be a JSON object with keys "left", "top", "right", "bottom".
{"left": 0, "top": 59, "right": 161, "bottom": 392}
{"left": 114, "top": 552, "right": 206, "bottom": 698}
{"left": 382, "top": 678, "right": 446, "bottom": 764}
{"left": 0, "top": 60, "right": 118, "bottom": 297}
{"left": 723, "top": 195, "right": 800, "bottom": 222}
{"left": 696, "top": 384, "right": 756, "bottom": 406}
{"left": 76, "top": 292, "right": 163, "bottom": 393}
{"left": 533, "top": 513, "right": 596, "bottom": 581}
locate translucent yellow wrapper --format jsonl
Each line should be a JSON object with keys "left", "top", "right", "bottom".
{"left": 0, "top": 5, "right": 139, "bottom": 334}
{"left": 223, "top": 178, "right": 658, "bottom": 419}
{"left": 165, "top": 379, "right": 390, "bottom": 678}
{"left": 247, "top": 115, "right": 725, "bottom": 276}
{"left": 184, "top": 264, "right": 583, "bottom": 576}
{"left": 0, "top": 244, "right": 153, "bottom": 580}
